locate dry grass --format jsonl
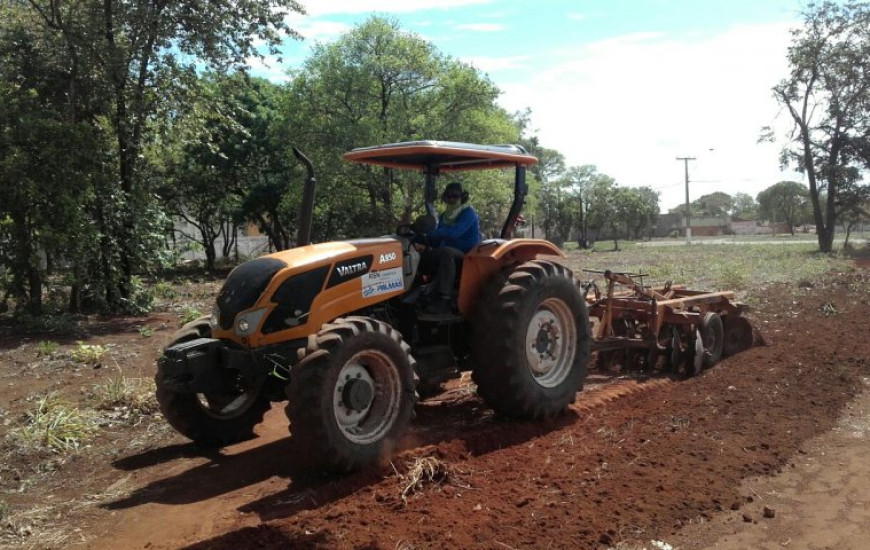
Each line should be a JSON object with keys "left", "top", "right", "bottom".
{"left": 7, "top": 394, "right": 98, "bottom": 454}
{"left": 90, "top": 375, "right": 159, "bottom": 426}
{"left": 394, "top": 456, "right": 452, "bottom": 503}
{"left": 0, "top": 502, "right": 88, "bottom": 548}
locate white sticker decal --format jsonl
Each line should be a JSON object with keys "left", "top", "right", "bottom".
{"left": 361, "top": 267, "right": 404, "bottom": 298}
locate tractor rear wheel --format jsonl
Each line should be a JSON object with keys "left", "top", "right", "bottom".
{"left": 471, "top": 260, "right": 590, "bottom": 419}
{"left": 285, "top": 317, "right": 418, "bottom": 472}
{"left": 155, "top": 318, "right": 271, "bottom": 447}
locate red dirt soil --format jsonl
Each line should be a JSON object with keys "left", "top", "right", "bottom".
{"left": 1, "top": 267, "right": 869, "bottom": 549}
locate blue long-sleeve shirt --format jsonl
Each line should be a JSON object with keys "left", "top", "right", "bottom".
{"left": 430, "top": 206, "right": 481, "bottom": 253}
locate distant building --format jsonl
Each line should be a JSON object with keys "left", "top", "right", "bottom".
{"left": 172, "top": 218, "right": 270, "bottom": 261}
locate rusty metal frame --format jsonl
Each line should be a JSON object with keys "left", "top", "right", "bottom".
{"left": 584, "top": 269, "right": 747, "bottom": 357}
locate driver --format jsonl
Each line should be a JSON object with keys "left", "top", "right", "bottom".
{"left": 417, "top": 182, "right": 481, "bottom": 315}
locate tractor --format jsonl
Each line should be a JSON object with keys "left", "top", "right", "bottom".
{"left": 156, "top": 141, "right": 591, "bottom": 472}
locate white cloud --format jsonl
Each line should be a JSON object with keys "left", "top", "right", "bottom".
{"left": 461, "top": 55, "right": 530, "bottom": 72}
{"left": 499, "top": 21, "right": 803, "bottom": 210}
{"left": 299, "top": 0, "right": 492, "bottom": 17}
{"left": 247, "top": 55, "right": 292, "bottom": 82}
{"left": 455, "top": 23, "right": 506, "bottom": 32}
{"left": 293, "top": 20, "right": 351, "bottom": 41}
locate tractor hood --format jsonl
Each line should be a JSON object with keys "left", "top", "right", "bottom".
{"left": 213, "top": 237, "right": 407, "bottom": 347}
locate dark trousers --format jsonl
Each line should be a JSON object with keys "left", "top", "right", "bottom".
{"left": 420, "top": 246, "right": 465, "bottom": 296}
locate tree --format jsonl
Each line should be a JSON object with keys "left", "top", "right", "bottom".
{"left": 17, "top": 0, "right": 303, "bottom": 308}
{"left": 156, "top": 74, "right": 291, "bottom": 265}
{"left": 624, "top": 187, "right": 660, "bottom": 240}
{"left": 523, "top": 139, "right": 570, "bottom": 243}
{"left": 584, "top": 174, "right": 619, "bottom": 249}
{"left": 0, "top": 6, "right": 105, "bottom": 313}
{"left": 837, "top": 185, "right": 870, "bottom": 246}
{"left": 770, "top": 1, "right": 870, "bottom": 252}
{"left": 757, "top": 181, "right": 811, "bottom": 235}
{"left": 281, "top": 16, "right": 519, "bottom": 240}
{"left": 732, "top": 192, "right": 759, "bottom": 220}
{"left": 695, "top": 192, "right": 733, "bottom": 217}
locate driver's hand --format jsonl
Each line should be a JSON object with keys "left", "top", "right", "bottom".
{"left": 414, "top": 243, "right": 426, "bottom": 252}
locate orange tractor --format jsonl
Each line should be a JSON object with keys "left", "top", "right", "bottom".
{"left": 156, "top": 141, "right": 591, "bottom": 471}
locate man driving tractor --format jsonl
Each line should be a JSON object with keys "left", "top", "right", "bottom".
{"left": 416, "top": 181, "right": 480, "bottom": 315}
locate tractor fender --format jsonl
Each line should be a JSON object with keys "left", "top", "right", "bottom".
{"left": 458, "top": 239, "right": 566, "bottom": 316}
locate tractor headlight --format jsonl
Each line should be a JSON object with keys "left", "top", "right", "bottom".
{"left": 210, "top": 303, "right": 220, "bottom": 329}
{"left": 234, "top": 308, "right": 268, "bottom": 337}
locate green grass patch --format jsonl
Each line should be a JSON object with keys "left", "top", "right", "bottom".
{"left": 154, "top": 280, "right": 178, "bottom": 299}
{"left": 566, "top": 242, "right": 851, "bottom": 300}
{"left": 8, "top": 394, "right": 98, "bottom": 453}
{"left": 35, "top": 340, "right": 60, "bottom": 356}
{"left": 69, "top": 342, "right": 107, "bottom": 365}
{"left": 179, "top": 306, "right": 203, "bottom": 326}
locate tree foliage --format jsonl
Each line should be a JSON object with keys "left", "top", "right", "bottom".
{"left": 771, "top": 0, "right": 870, "bottom": 251}
{"left": 1, "top": 8, "right": 669, "bottom": 317}
{"left": 0, "top": 0, "right": 303, "bottom": 312}
{"left": 757, "top": 181, "right": 811, "bottom": 234}
{"left": 278, "top": 16, "right": 520, "bottom": 240}
{"left": 732, "top": 192, "right": 759, "bottom": 220}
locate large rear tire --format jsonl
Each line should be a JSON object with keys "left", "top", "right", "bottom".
{"left": 155, "top": 317, "right": 270, "bottom": 447}
{"left": 470, "top": 260, "right": 591, "bottom": 419}
{"left": 285, "top": 317, "right": 418, "bottom": 472}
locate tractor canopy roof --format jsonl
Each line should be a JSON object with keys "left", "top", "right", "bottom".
{"left": 343, "top": 140, "right": 538, "bottom": 172}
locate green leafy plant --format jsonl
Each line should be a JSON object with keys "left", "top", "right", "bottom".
{"left": 138, "top": 326, "right": 155, "bottom": 338}
{"left": 154, "top": 280, "right": 177, "bottom": 299}
{"left": 35, "top": 341, "right": 60, "bottom": 356}
{"left": 10, "top": 394, "right": 97, "bottom": 453}
{"left": 70, "top": 342, "right": 107, "bottom": 364}
{"left": 179, "top": 306, "right": 203, "bottom": 326}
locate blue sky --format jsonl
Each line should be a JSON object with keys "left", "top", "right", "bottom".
{"left": 251, "top": 0, "right": 811, "bottom": 211}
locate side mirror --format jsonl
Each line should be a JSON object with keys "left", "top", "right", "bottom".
{"left": 413, "top": 214, "right": 437, "bottom": 235}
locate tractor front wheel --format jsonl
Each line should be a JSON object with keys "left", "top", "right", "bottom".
{"left": 155, "top": 319, "right": 270, "bottom": 447}
{"left": 285, "top": 317, "right": 418, "bottom": 472}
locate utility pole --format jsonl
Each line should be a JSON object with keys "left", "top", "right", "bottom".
{"left": 676, "top": 156, "right": 696, "bottom": 244}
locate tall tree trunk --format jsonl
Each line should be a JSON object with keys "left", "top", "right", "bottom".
{"left": 10, "top": 212, "right": 41, "bottom": 313}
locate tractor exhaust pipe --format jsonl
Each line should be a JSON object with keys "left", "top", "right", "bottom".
{"left": 293, "top": 147, "right": 316, "bottom": 247}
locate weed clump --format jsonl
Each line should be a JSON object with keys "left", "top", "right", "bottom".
{"left": 8, "top": 394, "right": 97, "bottom": 453}
{"left": 69, "top": 342, "right": 107, "bottom": 365}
